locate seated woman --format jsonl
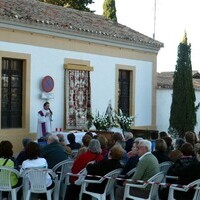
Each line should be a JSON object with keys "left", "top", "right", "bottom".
{"left": 84, "top": 144, "right": 124, "bottom": 197}
{"left": 174, "top": 146, "right": 200, "bottom": 199}
{"left": 160, "top": 142, "right": 197, "bottom": 200}
{"left": 97, "top": 135, "right": 109, "bottom": 157}
{"left": 65, "top": 139, "right": 103, "bottom": 200}
{"left": 74, "top": 134, "right": 93, "bottom": 159}
{"left": 152, "top": 139, "right": 170, "bottom": 163}
{"left": 167, "top": 142, "right": 196, "bottom": 177}
{"left": 118, "top": 137, "right": 142, "bottom": 181}
{"left": 184, "top": 131, "right": 197, "bottom": 146}
{"left": 162, "top": 136, "right": 174, "bottom": 155}
{"left": 20, "top": 142, "right": 54, "bottom": 198}
{"left": 16, "top": 137, "right": 32, "bottom": 167}
{"left": 0, "top": 140, "right": 22, "bottom": 199}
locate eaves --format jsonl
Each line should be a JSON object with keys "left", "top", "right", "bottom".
{"left": 0, "top": 19, "right": 162, "bottom": 54}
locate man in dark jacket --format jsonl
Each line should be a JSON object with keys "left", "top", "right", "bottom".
{"left": 41, "top": 135, "right": 68, "bottom": 168}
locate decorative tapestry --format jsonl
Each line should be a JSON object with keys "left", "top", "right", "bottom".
{"left": 66, "top": 69, "right": 91, "bottom": 129}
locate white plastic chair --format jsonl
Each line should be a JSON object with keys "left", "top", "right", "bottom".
{"left": 116, "top": 167, "right": 136, "bottom": 188}
{"left": 159, "top": 161, "right": 173, "bottom": 174}
{"left": 159, "top": 161, "right": 173, "bottom": 189}
{"left": 0, "top": 166, "right": 22, "bottom": 200}
{"left": 123, "top": 171, "right": 165, "bottom": 200}
{"left": 168, "top": 179, "right": 200, "bottom": 200}
{"left": 22, "top": 168, "right": 58, "bottom": 200}
{"left": 79, "top": 168, "right": 122, "bottom": 200}
{"left": 52, "top": 159, "right": 73, "bottom": 200}
{"left": 70, "top": 149, "right": 79, "bottom": 159}
{"left": 126, "top": 167, "right": 136, "bottom": 177}
{"left": 74, "top": 167, "right": 87, "bottom": 185}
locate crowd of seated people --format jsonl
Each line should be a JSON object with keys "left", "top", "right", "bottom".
{"left": 2, "top": 130, "right": 200, "bottom": 200}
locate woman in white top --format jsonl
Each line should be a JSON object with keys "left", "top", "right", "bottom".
{"left": 20, "top": 142, "right": 52, "bottom": 187}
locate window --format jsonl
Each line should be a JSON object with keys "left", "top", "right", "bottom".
{"left": 65, "top": 63, "right": 93, "bottom": 129}
{"left": 1, "top": 58, "right": 23, "bottom": 128}
{"left": 118, "top": 70, "right": 130, "bottom": 116}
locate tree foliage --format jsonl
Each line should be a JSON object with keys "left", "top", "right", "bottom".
{"left": 103, "top": 0, "right": 117, "bottom": 22}
{"left": 39, "top": 0, "right": 94, "bottom": 12}
{"left": 169, "top": 32, "right": 198, "bottom": 138}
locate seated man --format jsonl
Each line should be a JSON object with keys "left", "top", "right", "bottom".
{"left": 67, "top": 133, "right": 81, "bottom": 150}
{"left": 130, "top": 139, "right": 160, "bottom": 198}
{"left": 41, "top": 135, "right": 68, "bottom": 168}
{"left": 116, "top": 139, "right": 159, "bottom": 200}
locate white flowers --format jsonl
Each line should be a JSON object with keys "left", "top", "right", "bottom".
{"left": 93, "top": 114, "right": 110, "bottom": 130}
{"left": 92, "top": 109, "right": 135, "bottom": 131}
{"left": 116, "top": 109, "right": 134, "bottom": 131}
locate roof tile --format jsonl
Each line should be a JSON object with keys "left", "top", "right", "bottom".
{"left": 0, "top": 0, "right": 163, "bottom": 49}
{"left": 157, "top": 71, "right": 200, "bottom": 91}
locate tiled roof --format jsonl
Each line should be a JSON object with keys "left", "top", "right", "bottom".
{"left": 0, "top": 0, "right": 163, "bottom": 50}
{"left": 157, "top": 71, "right": 200, "bottom": 91}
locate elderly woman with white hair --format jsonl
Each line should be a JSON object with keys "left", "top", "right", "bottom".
{"left": 65, "top": 139, "right": 104, "bottom": 200}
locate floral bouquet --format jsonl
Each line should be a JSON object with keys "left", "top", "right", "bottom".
{"left": 116, "top": 109, "right": 135, "bottom": 131}
{"left": 93, "top": 112, "right": 111, "bottom": 131}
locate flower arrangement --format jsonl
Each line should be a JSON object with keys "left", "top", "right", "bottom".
{"left": 89, "top": 105, "right": 134, "bottom": 132}
{"left": 93, "top": 113, "right": 111, "bottom": 131}
{"left": 116, "top": 109, "right": 135, "bottom": 131}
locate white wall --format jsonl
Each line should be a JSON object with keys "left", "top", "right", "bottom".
{"left": 156, "top": 89, "right": 200, "bottom": 133}
{"left": 0, "top": 41, "right": 153, "bottom": 133}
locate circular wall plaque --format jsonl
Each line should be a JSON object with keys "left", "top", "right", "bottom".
{"left": 41, "top": 76, "right": 54, "bottom": 92}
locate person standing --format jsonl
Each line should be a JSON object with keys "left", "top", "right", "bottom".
{"left": 37, "top": 102, "right": 53, "bottom": 139}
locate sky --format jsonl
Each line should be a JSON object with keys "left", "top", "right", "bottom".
{"left": 89, "top": 0, "right": 200, "bottom": 72}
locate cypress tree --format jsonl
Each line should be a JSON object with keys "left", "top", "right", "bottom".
{"left": 103, "top": 0, "right": 117, "bottom": 22}
{"left": 169, "top": 32, "right": 198, "bottom": 138}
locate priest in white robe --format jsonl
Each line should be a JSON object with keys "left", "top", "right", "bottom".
{"left": 37, "top": 102, "right": 53, "bottom": 139}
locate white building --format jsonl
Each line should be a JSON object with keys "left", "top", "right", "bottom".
{"left": 157, "top": 71, "right": 200, "bottom": 133}
{"left": 0, "top": 0, "right": 163, "bottom": 152}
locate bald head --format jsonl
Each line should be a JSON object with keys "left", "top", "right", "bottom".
{"left": 47, "top": 135, "right": 59, "bottom": 144}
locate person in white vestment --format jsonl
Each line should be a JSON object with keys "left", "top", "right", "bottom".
{"left": 37, "top": 102, "right": 53, "bottom": 139}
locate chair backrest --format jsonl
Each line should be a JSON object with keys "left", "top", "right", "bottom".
{"left": 52, "top": 159, "right": 74, "bottom": 182}
{"left": 168, "top": 178, "right": 200, "bottom": 200}
{"left": 22, "top": 168, "right": 56, "bottom": 192}
{"left": 187, "top": 179, "right": 200, "bottom": 200}
{"left": 105, "top": 168, "right": 122, "bottom": 195}
{"left": 148, "top": 171, "right": 165, "bottom": 199}
{"left": 71, "top": 149, "right": 79, "bottom": 159}
{"left": 126, "top": 167, "right": 136, "bottom": 177}
{"left": 74, "top": 167, "right": 87, "bottom": 185}
{"left": 159, "top": 161, "right": 173, "bottom": 174}
{"left": 0, "top": 166, "right": 20, "bottom": 190}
